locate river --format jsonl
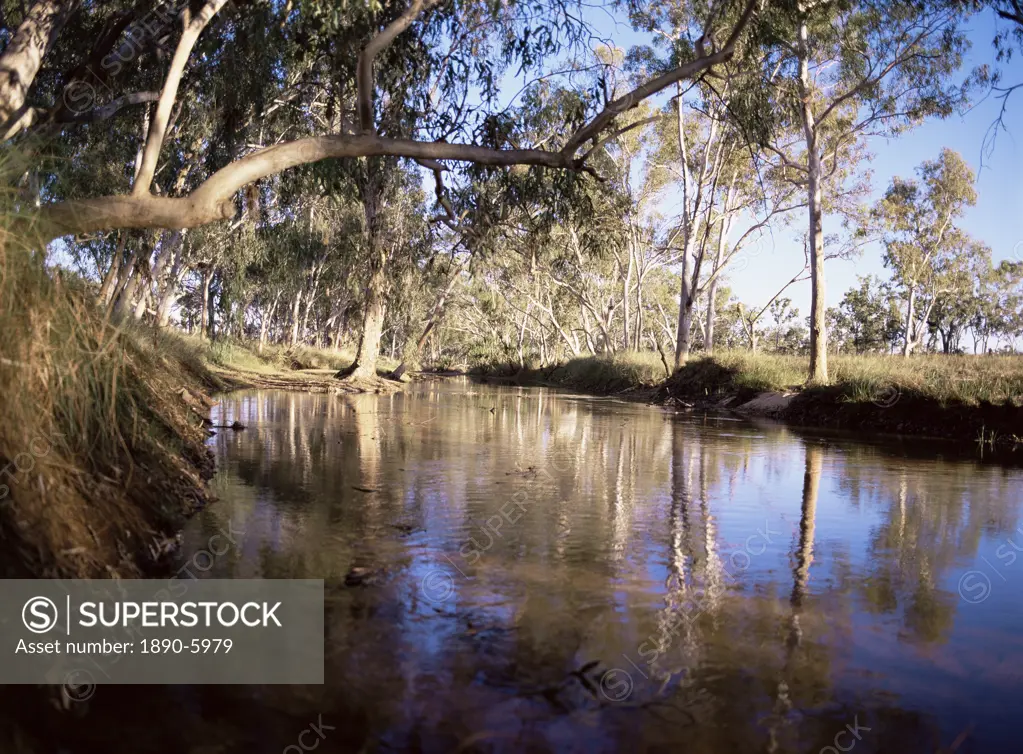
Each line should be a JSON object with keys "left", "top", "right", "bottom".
{"left": 97, "top": 379, "right": 1023, "bottom": 752}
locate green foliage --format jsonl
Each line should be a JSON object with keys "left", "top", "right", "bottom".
{"left": 871, "top": 148, "right": 992, "bottom": 353}
{"left": 552, "top": 351, "right": 668, "bottom": 390}
{"left": 829, "top": 275, "right": 903, "bottom": 353}
{"left": 471, "top": 350, "right": 668, "bottom": 392}
{"left": 2, "top": 0, "right": 1016, "bottom": 401}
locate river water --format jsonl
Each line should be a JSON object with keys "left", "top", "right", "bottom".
{"left": 166, "top": 379, "right": 1022, "bottom": 753}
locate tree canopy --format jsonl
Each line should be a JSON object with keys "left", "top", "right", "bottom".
{"left": 0, "top": 0, "right": 1019, "bottom": 379}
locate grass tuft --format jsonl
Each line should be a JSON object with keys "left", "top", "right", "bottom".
{"left": 0, "top": 249, "right": 216, "bottom": 578}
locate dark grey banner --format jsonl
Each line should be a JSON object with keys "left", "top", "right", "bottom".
{"left": 1, "top": 579, "right": 323, "bottom": 685}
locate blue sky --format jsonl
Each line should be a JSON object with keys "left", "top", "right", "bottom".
{"left": 569, "top": 5, "right": 1023, "bottom": 317}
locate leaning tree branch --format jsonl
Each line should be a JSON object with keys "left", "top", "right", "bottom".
{"left": 19, "top": 0, "right": 760, "bottom": 245}
{"left": 22, "top": 134, "right": 583, "bottom": 243}
{"left": 132, "top": 0, "right": 229, "bottom": 197}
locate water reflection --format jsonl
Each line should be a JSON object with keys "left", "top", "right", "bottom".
{"left": 194, "top": 381, "right": 1023, "bottom": 752}
{"left": 23, "top": 379, "right": 1022, "bottom": 752}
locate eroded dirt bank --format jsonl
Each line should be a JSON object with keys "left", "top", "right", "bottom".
{"left": 655, "top": 367, "right": 1023, "bottom": 449}
{"left": 0, "top": 253, "right": 228, "bottom": 580}
{"left": 464, "top": 357, "right": 1023, "bottom": 450}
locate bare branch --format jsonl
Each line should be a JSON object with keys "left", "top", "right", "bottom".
{"left": 61, "top": 90, "right": 160, "bottom": 127}
{"left": 417, "top": 157, "right": 456, "bottom": 220}
{"left": 581, "top": 115, "right": 661, "bottom": 160}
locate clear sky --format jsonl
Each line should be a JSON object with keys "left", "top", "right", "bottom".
{"left": 570, "top": 6, "right": 1023, "bottom": 317}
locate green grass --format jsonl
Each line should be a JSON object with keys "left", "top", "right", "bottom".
{"left": 469, "top": 351, "right": 668, "bottom": 394}
{"left": 472, "top": 348, "right": 1023, "bottom": 407}
{"left": 172, "top": 335, "right": 403, "bottom": 379}
{"left": 173, "top": 335, "right": 349, "bottom": 374}
{"left": 258, "top": 341, "right": 399, "bottom": 375}
{"left": 689, "top": 351, "right": 807, "bottom": 393}
{"left": 0, "top": 245, "right": 405, "bottom": 579}
{"left": 831, "top": 353, "right": 1023, "bottom": 406}
{"left": 257, "top": 342, "right": 356, "bottom": 372}
{"left": 168, "top": 333, "right": 276, "bottom": 374}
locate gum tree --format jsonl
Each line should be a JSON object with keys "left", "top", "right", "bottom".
{"left": 755, "top": 0, "right": 971, "bottom": 381}
{"left": 0, "top": 0, "right": 762, "bottom": 379}
{"left": 0, "top": 0, "right": 760, "bottom": 243}
{"left": 872, "top": 148, "right": 978, "bottom": 355}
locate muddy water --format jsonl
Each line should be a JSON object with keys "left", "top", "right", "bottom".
{"left": 168, "top": 379, "right": 1022, "bottom": 753}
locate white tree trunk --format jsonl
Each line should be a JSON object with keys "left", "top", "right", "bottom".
{"left": 902, "top": 287, "right": 917, "bottom": 356}
{"left": 798, "top": 15, "right": 828, "bottom": 383}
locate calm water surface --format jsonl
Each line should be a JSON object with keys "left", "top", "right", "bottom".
{"left": 176, "top": 379, "right": 1023, "bottom": 753}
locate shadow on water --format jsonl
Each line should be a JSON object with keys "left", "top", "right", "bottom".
{"left": 5, "top": 378, "right": 1022, "bottom": 752}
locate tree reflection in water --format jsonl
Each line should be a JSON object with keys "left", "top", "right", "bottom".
{"left": 4, "top": 380, "right": 1020, "bottom": 752}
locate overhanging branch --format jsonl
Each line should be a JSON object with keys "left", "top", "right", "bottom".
{"left": 19, "top": 0, "right": 761, "bottom": 246}
{"left": 26, "top": 134, "right": 579, "bottom": 243}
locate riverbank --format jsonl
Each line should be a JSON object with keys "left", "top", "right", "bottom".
{"left": 470, "top": 351, "right": 1023, "bottom": 448}
{"left": 181, "top": 336, "right": 406, "bottom": 393}
{"left": 0, "top": 256, "right": 220, "bottom": 579}
{"left": 0, "top": 275, "right": 410, "bottom": 581}
{"left": 467, "top": 351, "right": 665, "bottom": 398}
{"left": 205, "top": 343, "right": 1023, "bottom": 449}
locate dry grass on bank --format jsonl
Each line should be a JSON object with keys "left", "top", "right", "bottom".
{"left": 470, "top": 351, "right": 669, "bottom": 393}
{"left": 683, "top": 350, "right": 1023, "bottom": 406}
{"left": 471, "top": 348, "right": 1023, "bottom": 407}
{"left": 551, "top": 351, "right": 669, "bottom": 392}
{"left": 175, "top": 335, "right": 401, "bottom": 379}
{"left": 0, "top": 250, "right": 217, "bottom": 578}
